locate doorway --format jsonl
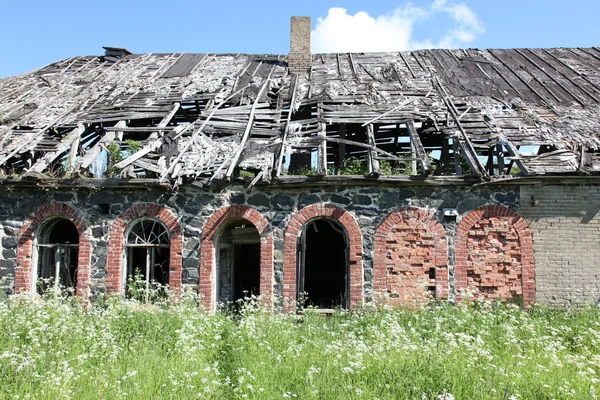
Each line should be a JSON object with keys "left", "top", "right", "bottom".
{"left": 218, "top": 220, "right": 261, "bottom": 304}
{"left": 297, "top": 219, "right": 348, "bottom": 308}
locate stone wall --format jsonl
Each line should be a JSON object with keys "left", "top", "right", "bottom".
{"left": 0, "top": 182, "right": 596, "bottom": 307}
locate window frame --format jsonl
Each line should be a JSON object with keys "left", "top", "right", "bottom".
{"left": 122, "top": 218, "right": 171, "bottom": 296}
{"left": 31, "top": 218, "right": 80, "bottom": 294}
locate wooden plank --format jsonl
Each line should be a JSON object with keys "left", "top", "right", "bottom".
{"left": 67, "top": 124, "right": 85, "bottom": 174}
{"left": 296, "top": 137, "right": 406, "bottom": 162}
{"left": 489, "top": 50, "right": 553, "bottom": 106}
{"left": 317, "top": 103, "right": 327, "bottom": 176}
{"left": 406, "top": 121, "right": 431, "bottom": 175}
{"left": 496, "top": 143, "right": 505, "bottom": 174}
{"left": 366, "top": 124, "right": 380, "bottom": 176}
{"left": 276, "top": 74, "right": 299, "bottom": 177}
{"left": 113, "top": 103, "right": 181, "bottom": 170}
{"left": 223, "top": 80, "right": 271, "bottom": 179}
{"left": 433, "top": 76, "right": 487, "bottom": 178}
{"left": 497, "top": 133, "right": 529, "bottom": 175}
{"left": 27, "top": 124, "right": 86, "bottom": 174}
{"left": 0, "top": 107, "right": 77, "bottom": 167}
{"left": 78, "top": 121, "right": 125, "bottom": 169}
{"left": 360, "top": 98, "right": 415, "bottom": 127}
{"left": 160, "top": 82, "right": 255, "bottom": 180}
{"left": 533, "top": 49, "right": 600, "bottom": 103}
{"left": 515, "top": 49, "right": 585, "bottom": 106}
{"left": 399, "top": 52, "right": 416, "bottom": 79}
{"left": 114, "top": 137, "right": 163, "bottom": 169}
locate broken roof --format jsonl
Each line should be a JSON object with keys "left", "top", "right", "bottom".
{"left": 1, "top": 47, "right": 600, "bottom": 187}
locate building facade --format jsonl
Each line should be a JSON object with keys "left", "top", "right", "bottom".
{"left": 1, "top": 18, "right": 600, "bottom": 308}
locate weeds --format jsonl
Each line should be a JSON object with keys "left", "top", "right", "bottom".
{"left": 0, "top": 296, "right": 599, "bottom": 399}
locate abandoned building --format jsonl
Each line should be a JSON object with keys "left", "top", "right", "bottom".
{"left": 0, "top": 16, "right": 599, "bottom": 310}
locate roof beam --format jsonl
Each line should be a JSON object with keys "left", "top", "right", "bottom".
{"left": 276, "top": 74, "right": 299, "bottom": 177}
{"left": 113, "top": 103, "right": 181, "bottom": 170}
{"left": 433, "top": 76, "right": 488, "bottom": 178}
{"left": 317, "top": 102, "right": 327, "bottom": 176}
{"left": 406, "top": 121, "right": 432, "bottom": 175}
{"left": 160, "top": 83, "right": 253, "bottom": 181}
{"left": 497, "top": 133, "right": 529, "bottom": 176}
{"left": 223, "top": 80, "right": 270, "bottom": 180}
{"left": 366, "top": 124, "right": 380, "bottom": 177}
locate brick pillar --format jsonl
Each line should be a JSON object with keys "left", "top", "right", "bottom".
{"left": 288, "top": 16, "right": 312, "bottom": 73}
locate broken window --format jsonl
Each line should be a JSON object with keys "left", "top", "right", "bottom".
{"left": 35, "top": 218, "right": 79, "bottom": 294}
{"left": 217, "top": 221, "right": 261, "bottom": 305}
{"left": 124, "top": 219, "right": 170, "bottom": 295}
{"left": 297, "top": 219, "right": 347, "bottom": 309}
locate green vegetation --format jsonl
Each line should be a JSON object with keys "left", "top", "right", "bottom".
{"left": 334, "top": 157, "right": 409, "bottom": 176}
{"left": 106, "top": 140, "right": 142, "bottom": 177}
{"left": 1, "top": 295, "right": 600, "bottom": 399}
{"left": 287, "top": 165, "right": 319, "bottom": 176}
{"left": 238, "top": 169, "right": 256, "bottom": 178}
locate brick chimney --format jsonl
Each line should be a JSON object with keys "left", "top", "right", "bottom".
{"left": 288, "top": 16, "right": 312, "bottom": 73}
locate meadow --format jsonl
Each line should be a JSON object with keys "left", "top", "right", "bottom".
{"left": 0, "top": 293, "right": 599, "bottom": 399}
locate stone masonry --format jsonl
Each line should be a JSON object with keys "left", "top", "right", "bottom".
{"left": 0, "top": 182, "right": 598, "bottom": 308}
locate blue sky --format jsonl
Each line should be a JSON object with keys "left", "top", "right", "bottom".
{"left": 0, "top": 0, "right": 599, "bottom": 78}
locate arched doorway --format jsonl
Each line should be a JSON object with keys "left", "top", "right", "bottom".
{"left": 217, "top": 220, "right": 261, "bottom": 304}
{"left": 35, "top": 218, "right": 79, "bottom": 294}
{"left": 297, "top": 218, "right": 348, "bottom": 308}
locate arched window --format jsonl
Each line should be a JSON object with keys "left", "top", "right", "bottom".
{"left": 34, "top": 218, "right": 79, "bottom": 294}
{"left": 124, "top": 219, "right": 170, "bottom": 290}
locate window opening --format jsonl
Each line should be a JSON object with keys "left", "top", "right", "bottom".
{"left": 218, "top": 221, "right": 261, "bottom": 305}
{"left": 297, "top": 219, "right": 348, "bottom": 309}
{"left": 36, "top": 219, "right": 79, "bottom": 294}
{"left": 125, "top": 219, "right": 170, "bottom": 297}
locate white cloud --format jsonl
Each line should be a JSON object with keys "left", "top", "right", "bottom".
{"left": 311, "top": 2, "right": 485, "bottom": 53}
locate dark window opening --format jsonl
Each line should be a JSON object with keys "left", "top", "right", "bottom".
{"left": 125, "top": 219, "right": 170, "bottom": 298}
{"left": 36, "top": 218, "right": 79, "bottom": 294}
{"left": 218, "top": 221, "right": 261, "bottom": 305}
{"left": 297, "top": 219, "right": 347, "bottom": 309}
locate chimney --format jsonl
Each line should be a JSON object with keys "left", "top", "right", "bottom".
{"left": 288, "top": 16, "right": 312, "bottom": 73}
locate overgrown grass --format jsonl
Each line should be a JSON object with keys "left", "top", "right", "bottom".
{"left": 1, "top": 295, "right": 599, "bottom": 399}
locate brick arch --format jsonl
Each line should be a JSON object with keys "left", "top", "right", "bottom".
{"left": 373, "top": 207, "right": 448, "bottom": 305}
{"left": 107, "top": 204, "right": 183, "bottom": 295}
{"left": 199, "top": 205, "right": 273, "bottom": 310}
{"left": 455, "top": 205, "right": 535, "bottom": 304}
{"left": 16, "top": 203, "right": 92, "bottom": 297}
{"left": 283, "top": 203, "right": 363, "bottom": 310}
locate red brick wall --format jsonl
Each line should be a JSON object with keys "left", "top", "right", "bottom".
{"left": 455, "top": 205, "right": 535, "bottom": 304}
{"left": 199, "top": 205, "right": 273, "bottom": 310}
{"left": 16, "top": 203, "right": 92, "bottom": 297}
{"left": 374, "top": 207, "right": 448, "bottom": 306}
{"left": 106, "top": 204, "right": 183, "bottom": 296}
{"left": 283, "top": 203, "right": 363, "bottom": 311}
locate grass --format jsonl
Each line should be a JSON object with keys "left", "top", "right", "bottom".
{"left": 0, "top": 294, "right": 599, "bottom": 399}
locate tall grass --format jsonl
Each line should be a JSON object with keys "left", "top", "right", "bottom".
{"left": 0, "top": 294, "right": 599, "bottom": 399}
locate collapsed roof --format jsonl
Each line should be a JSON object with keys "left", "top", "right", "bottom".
{"left": 1, "top": 46, "right": 600, "bottom": 187}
